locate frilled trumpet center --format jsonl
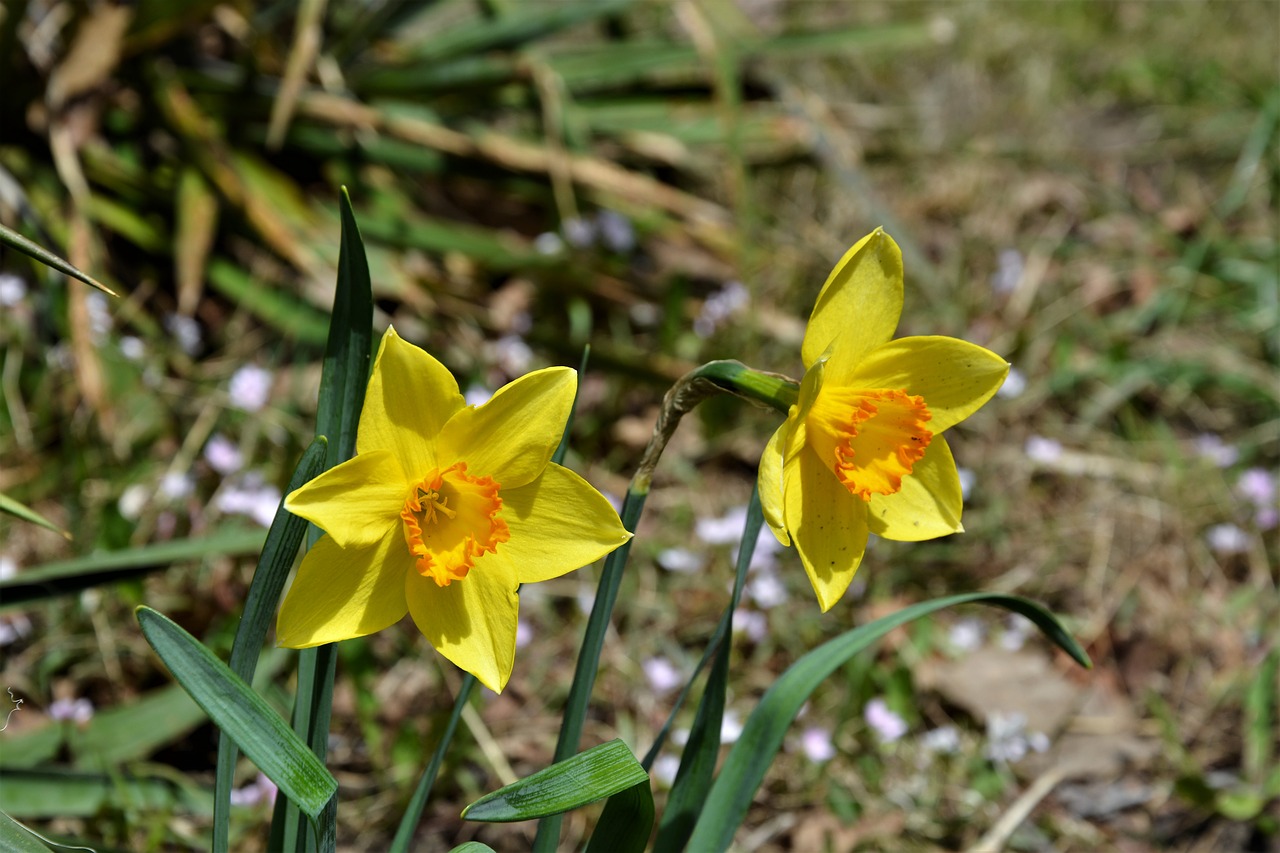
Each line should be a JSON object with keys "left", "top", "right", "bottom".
{"left": 400, "top": 462, "right": 511, "bottom": 587}
{"left": 806, "top": 387, "right": 933, "bottom": 501}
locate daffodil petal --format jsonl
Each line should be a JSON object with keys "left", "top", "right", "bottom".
{"left": 802, "top": 229, "right": 903, "bottom": 373}
{"left": 784, "top": 447, "right": 870, "bottom": 612}
{"left": 785, "top": 357, "right": 827, "bottom": 464}
{"left": 357, "top": 327, "right": 463, "bottom": 477}
{"left": 498, "top": 464, "right": 631, "bottom": 584}
{"left": 757, "top": 422, "right": 790, "bottom": 547}
{"left": 848, "top": 336, "right": 1009, "bottom": 434}
{"left": 405, "top": 557, "right": 519, "bottom": 693}
{"left": 867, "top": 435, "right": 963, "bottom": 541}
{"left": 284, "top": 450, "right": 406, "bottom": 547}
{"left": 276, "top": 533, "right": 410, "bottom": 648}
{"left": 436, "top": 367, "right": 575, "bottom": 490}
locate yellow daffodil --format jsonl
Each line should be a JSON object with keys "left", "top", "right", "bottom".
{"left": 758, "top": 229, "right": 1009, "bottom": 611}
{"left": 277, "top": 327, "right": 630, "bottom": 692}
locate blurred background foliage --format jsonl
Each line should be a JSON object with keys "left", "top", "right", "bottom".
{"left": 0, "top": 0, "right": 1277, "bottom": 851}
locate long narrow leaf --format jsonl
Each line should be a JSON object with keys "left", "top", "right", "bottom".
{"left": 464, "top": 740, "right": 647, "bottom": 823}
{"left": 0, "top": 493, "right": 70, "bottom": 540}
{"left": 135, "top": 607, "right": 338, "bottom": 820}
{"left": 584, "top": 779, "right": 654, "bottom": 853}
{"left": 0, "top": 222, "right": 117, "bottom": 296}
{"left": 687, "top": 593, "right": 1090, "bottom": 852}
{"left": 1, "top": 529, "right": 266, "bottom": 608}
{"left": 213, "top": 437, "right": 328, "bottom": 851}
{"left": 281, "top": 186, "right": 373, "bottom": 853}
{"left": 0, "top": 811, "right": 57, "bottom": 852}
{"left": 654, "top": 488, "right": 760, "bottom": 850}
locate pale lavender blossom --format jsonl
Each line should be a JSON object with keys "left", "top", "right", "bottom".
{"left": 1192, "top": 434, "right": 1239, "bottom": 468}
{"left": 165, "top": 314, "right": 202, "bottom": 356}
{"left": 1206, "top": 523, "right": 1250, "bottom": 555}
{"left": 800, "top": 727, "right": 837, "bottom": 763}
{"left": 657, "top": 547, "right": 703, "bottom": 574}
{"left": 1000, "top": 614, "right": 1034, "bottom": 651}
{"left": 694, "top": 281, "right": 749, "bottom": 338}
{"left": 464, "top": 385, "right": 493, "bottom": 407}
{"left": 921, "top": 725, "right": 961, "bottom": 754}
{"left": 1025, "top": 435, "right": 1063, "bottom": 463}
{"left": 562, "top": 216, "right": 596, "bottom": 248}
{"left": 990, "top": 249, "right": 1024, "bottom": 295}
{"left": 215, "top": 474, "right": 282, "bottom": 527}
{"left": 596, "top": 210, "right": 635, "bottom": 253}
{"left": 1256, "top": 507, "right": 1278, "bottom": 531}
{"left": 515, "top": 619, "right": 532, "bottom": 650}
{"left": 229, "top": 772, "right": 278, "bottom": 807}
{"left": 0, "top": 613, "right": 33, "bottom": 646}
{"left": 203, "top": 434, "right": 243, "bottom": 475}
{"left": 642, "top": 657, "right": 684, "bottom": 695}
{"left": 985, "top": 712, "right": 1048, "bottom": 763}
{"left": 492, "top": 335, "right": 533, "bottom": 378}
{"left": 746, "top": 571, "right": 788, "bottom": 609}
{"left": 864, "top": 698, "right": 908, "bottom": 743}
{"left": 948, "top": 618, "right": 985, "bottom": 653}
{"left": 86, "top": 291, "right": 111, "bottom": 341}
{"left": 696, "top": 506, "right": 750, "bottom": 545}
{"left": 957, "top": 467, "right": 976, "bottom": 501}
{"left": 533, "top": 232, "right": 565, "bottom": 256}
{"left": 0, "top": 273, "right": 27, "bottom": 306}
{"left": 732, "top": 608, "right": 767, "bottom": 642}
{"left": 651, "top": 754, "right": 680, "bottom": 787}
{"left": 1236, "top": 468, "right": 1276, "bottom": 509}
{"left": 997, "top": 367, "right": 1027, "bottom": 399}
{"left": 229, "top": 365, "right": 273, "bottom": 413}
{"left": 49, "top": 697, "right": 94, "bottom": 724}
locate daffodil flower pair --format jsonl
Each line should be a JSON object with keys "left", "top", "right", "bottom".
{"left": 759, "top": 229, "right": 1009, "bottom": 611}
{"left": 277, "top": 328, "right": 630, "bottom": 692}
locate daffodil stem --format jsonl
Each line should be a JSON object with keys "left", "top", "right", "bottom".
{"left": 632, "top": 360, "right": 798, "bottom": 494}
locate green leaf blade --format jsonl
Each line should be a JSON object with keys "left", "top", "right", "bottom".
{"left": 135, "top": 607, "right": 337, "bottom": 820}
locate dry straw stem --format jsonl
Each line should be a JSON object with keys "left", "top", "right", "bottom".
{"left": 297, "top": 92, "right": 734, "bottom": 251}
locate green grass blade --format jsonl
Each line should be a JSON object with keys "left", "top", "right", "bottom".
{"left": 281, "top": 186, "right": 374, "bottom": 853}
{"left": 388, "top": 675, "right": 477, "bottom": 853}
{"left": 0, "top": 529, "right": 267, "bottom": 609}
{"left": 206, "top": 259, "right": 331, "bottom": 345}
{"left": 136, "top": 607, "right": 338, "bottom": 820}
{"left": 584, "top": 778, "right": 654, "bottom": 853}
{"left": 533, "top": 487, "right": 646, "bottom": 851}
{"left": 0, "top": 221, "right": 118, "bottom": 297}
{"left": 0, "top": 810, "right": 59, "bottom": 851}
{"left": 0, "top": 492, "right": 70, "bottom": 540}
{"left": 687, "top": 593, "right": 1090, "bottom": 852}
{"left": 0, "top": 767, "right": 210, "bottom": 821}
{"left": 1243, "top": 648, "right": 1278, "bottom": 784}
{"left": 213, "top": 437, "right": 328, "bottom": 852}
{"left": 448, "top": 844, "right": 497, "bottom": 853}
{"left": 463, "top": 740, "right": 647, "bottom": 823}
{"left": 654, "top": 488, "right": 760, "bottom": 850}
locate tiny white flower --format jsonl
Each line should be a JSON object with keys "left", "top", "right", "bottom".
{"left": 203, "top": 434, "right": 243, "bottom": 475}
{"left": 515, "top": 619, "right": 532, "bottom": 650}
{"left": 49, "top": 697, "right": 94, "bottom": 724}
{"left": 533, "top": 231, "right": 565, "bottom": 256}
{"left": 997, "top": 366, "right": 1027, "bottom": 399}
{"left": 159, "top": 471, "right": 194, "bottom": 501}
{"left": 732, "top": 609, "right": 767, "bottom": 642}
{"left": 118, "top": 483, "right": 150, "bottom": 520}
{"left": 956, "top": 467, "right": 976, "bottom": 501}
{"left": 921, "top": 725, "right": 961, "bottom": 754}
{"left": 492, "top": 335, "right": 533, "bottom": 378}
{"left": 1206, "top": 523, "right": 1250, "bottom": 555}
{"left": 464, "top": 385, "right": 493, "bottom": 407}
{"left": 119, "top": 336, "right": 146, "bottom": 361}
{"left": 0, "top": 273, "right": 27, "bottom": 307}
{"left": 228, "top": 365, "right": 273, "bottom": 413}
{"left": 948, "top": 618, "right": 985, "bottom": 653}
{"left": 1025, "top": 435, "right": 1063, "bottom": 463}
{"left": 562, "top": 217, "right": 596, "bottom": 248}
{"left": 746, "top": 571, "right": 788, "bottom": 609}
{"left": 1192, "top": 434, "right": 1239, "bottom": 468}
{"left": 165, "top": 314, "right": 202, "bottom": 356}
{"left": 651, "top": 754, "right": 680, "bottom": 787}
{"left": 800, "top": 727, "right": 837, "bottom": 763}
{"left": 990, "top": 249, "right": 1023, "bottom": 295}
{"left": 0, "top": 555, "right": 17, "bottom": 581}
{"left": 1236, "top": 468, "right": 1276, "bottom": 509}
{"left": 642, "top": 657, "right": 684, "bottom": 695}
{"left": 86, "top": 291, "right": 111, "bottom": 341}
{"left": 864, "top": 698, "right": 908, "bottom": 743}
{"left": 657, "top": 547, "right": 703, "bottom": 574}
{"left": 596, "top": 210, "right": 635, "bottom": 253}
{"left": 1000, "top": 614, "right": 1034, "bottom": 651}
{"left": 720, "top": 710, "right": 743, "bottom": 744}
